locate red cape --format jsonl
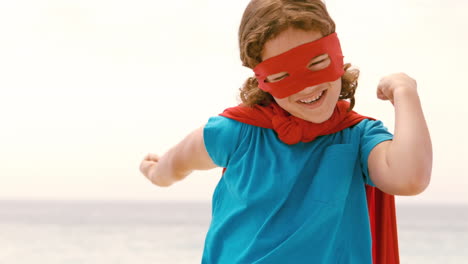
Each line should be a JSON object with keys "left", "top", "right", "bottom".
{"left": 220, "top": 101, "right": 400, "bottom": 263}
{"left": 366, "top": 186, "right": 400, "bottom": 264}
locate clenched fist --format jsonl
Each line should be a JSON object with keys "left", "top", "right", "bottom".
{"left": 139, "top": 153, "right": 160, "bottom": 183}
{"left": 377, "top": 73, "right": 417, "bottom": 104}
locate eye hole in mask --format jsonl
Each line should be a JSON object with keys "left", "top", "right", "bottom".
{"left": 265, "top": 72, "right": 290, "bottom": 83}
{"left": 307, "top": 53, "right": 330, "bottom": 71}
{"left": 265, "top": 53, "right": 331, "bottom": 83}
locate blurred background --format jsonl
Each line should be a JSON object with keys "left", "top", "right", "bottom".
{"left": 1, "top": 0, "right": 467, "bottom": 263}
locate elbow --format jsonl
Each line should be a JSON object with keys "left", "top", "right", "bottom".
{"left": 402, "top": 180, "right": 429, "bottom": 196}
{"left": 150, "top": 176, "right": 175, "bottom": 187}
{"left": 408, "top": 152, "right": 433, "bottom": 195}
{"left": 399, "top": 169, "right": 432, "bottom": 196}
{"left": 151, "top": 178, "right": 173, "bottom": 187}
{"left": 147, "top": 168, "right": 175, "bottom": 187}
{"left": 149, "top": 170, "right": 188, "bottom": 187}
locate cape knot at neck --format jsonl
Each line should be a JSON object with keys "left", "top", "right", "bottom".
{"left": 219, "top": 100, "right": 370, "bottom": 145}
{"left": 271, "top": 115, "right": 303, "bottom": 144}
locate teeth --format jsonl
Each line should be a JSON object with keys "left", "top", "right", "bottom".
{"left": 299, "top": 91, "right": 324, "bottom": 104}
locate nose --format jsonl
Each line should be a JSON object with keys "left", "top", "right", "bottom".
{"left": 298, "top": 82, "right": 328, "bottom": 95}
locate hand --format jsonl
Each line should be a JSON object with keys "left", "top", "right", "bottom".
{"left": 139, "top": 153, "right": 160, "bottom": 183}
{"left": 377, "top": 73, "right": 417, "bottom": 104}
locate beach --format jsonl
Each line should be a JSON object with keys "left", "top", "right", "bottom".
{"left": 0, "top": 200, "right": 467, "bottom": 263}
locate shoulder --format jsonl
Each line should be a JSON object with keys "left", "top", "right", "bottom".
{"left": 204, "top": 116, "right": 250, "bottom": 139}
{"left": 353, "top": 119, "right": 388, "bottom": 131}
{"left": 203, "top": 116, "right": 256, "bottom": 167}
{"left": 353, "top": 119, "right": 393, "bottom": 143}
{"left": 205, "top": 115, "right": 240, "bottom": 127}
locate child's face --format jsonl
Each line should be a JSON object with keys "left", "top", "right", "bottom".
{"left": 261, "top": 28, "right": 342, "bottom": 123}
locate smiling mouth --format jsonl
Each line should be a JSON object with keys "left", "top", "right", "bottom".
{"left": 297, "top": 90, "right": 327, "bottom": 105}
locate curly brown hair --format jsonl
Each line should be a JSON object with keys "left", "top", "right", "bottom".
{"left": 238, "top": 0, "right": 359, "bottom": 110}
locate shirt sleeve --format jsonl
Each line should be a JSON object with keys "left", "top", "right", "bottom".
{"left": 203, "top": 116, "right": 245, "bottom": 168}
{"left": 358, "top": 119, "right": 394, "bottom": 186}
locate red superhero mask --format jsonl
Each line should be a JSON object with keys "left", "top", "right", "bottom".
{"left": 254, "top": 32, "right": 345, "bottom": 99}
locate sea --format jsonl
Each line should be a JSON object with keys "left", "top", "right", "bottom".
{"left": 0, "top": 201, "right": 467, "bottom": 264}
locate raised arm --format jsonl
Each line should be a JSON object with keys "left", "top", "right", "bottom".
{"left": 139, "top": 127, "right": 217, "bottom": 187}
{"left": 368, "top": 73, "right": 432, "bottom": 195}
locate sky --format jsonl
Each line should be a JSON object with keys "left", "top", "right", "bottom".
{"left": 0, "top": 0, "right": 467, "bottom": 204}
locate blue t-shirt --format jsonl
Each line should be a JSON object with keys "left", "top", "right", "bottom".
{"left": 202, "top": 116, "right": 393, "bottom": 264}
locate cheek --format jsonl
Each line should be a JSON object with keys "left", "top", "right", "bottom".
{"left": 273, "top": 97, "right": 287, "bottom": 107}
{"left": 328, "top": 79, "right": 342, "bottom": 98}
{"left": 272, "top": 96, "right": 294, "bottom": 111}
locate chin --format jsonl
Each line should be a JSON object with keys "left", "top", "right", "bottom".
{"left": 303, "top": 114, "right": 332, "bottom": 124}
{"left": 301, "top": 108, "right": 335, "bottom": 123}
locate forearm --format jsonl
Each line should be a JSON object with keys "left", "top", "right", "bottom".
{"left": 386, "top": 89, "right": 432, "bottom": 194}
{"left": 150, "top": 144, "right": 192, "bottom": 186}
{"left": 147, "top": 127, "right": 216, "bottom": 187}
